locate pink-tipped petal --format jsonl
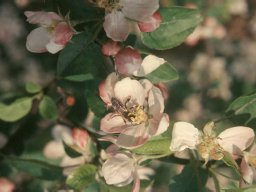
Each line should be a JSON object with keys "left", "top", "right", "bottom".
{"left": 101, "top": 40, "right": 122, "bottom": 56}
{"left": 115, "top": 47, "right": 142, "bottom": 75}
{"left": 26, "top": 27, "right": 50, "bottom": 53}
{"left": 116, "top": 124, "right": 149, "bottom": 149}
{"left": 72, "top": 128, "right": 90, "bottom": 150}
{"left": 104, "top": 72, "right": 119, "bottom": 99}
{"left": 149, "top": 113, "right": 169, "bottom": 136}
{"left": 133, "top": 55, "right": 166, "bottom": 76}
{"left": 170, "top": 122, "right": 199, "bottom": 151}
{"left": 103, "top": 11, "right": 130, "bottom": 42}
{"left": 218, "top": 127, "right": 255, "bottom": 155}
{"left": 132, "top": 171, "right": 140, "bottom": 192}
{"left": 102, "top": 153, "right": 134, "bottom": 185}
{"left": 99, "top": 80, "right": 112, "bottom": 105}
{"left": 240, "top": 158, "right": 254, "bottom": 184}
{"left": 24, "top": 11, "right": 61, "bottom": 26}
{"left": 138, "top": 12, "right": 162, "bottom": 32}
{"left": 53, "top": 22, "right": 73, "bottom": 45}
{"left": 120, "top": 0, "right": 159, "bottom": 22}
{"left": 46, "top": 39, "right": 64, "bottom": 54}
{"left": 114, "top": 77, "right": 145, "bottom": 106}
{"left": 100, "top": 113, "right": 130, "bottom": 133}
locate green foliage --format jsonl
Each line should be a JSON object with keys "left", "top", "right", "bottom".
{"left": 0, "top": 97, "right": 33, "bottom": 122}
{"left": 64, "top": 74, "right": 94, "bottom": 82}
{"left": 224, "top": 186, "right": 256, "bottom": 192}
{"left": 25, "top": 82, "right": 42, "bottom": 94}
{"left": 39, "top": 96, "right": 58, "bottom": 120}
{"left": 62, "top": 141, "right": 83, "bottom": 158}
{"left": 5, "top": 157, "right": 64, "bottom": 180}
{"left": 141, "top": 7, "right": 202, "bottom": 50}
{"left": 222, "top": 151, "right": 240, "bottom": 177}
{"left": 226, "top": 92, "right": 256, "bottom": 124}
{"left": 66, "top": 164, "right": 97, "bottom": 190}
{"left": 169, "top": 164, "right": 208, "bottom": 192}
{"left": 145, "top": 62, "right": 179, "bottom": 83}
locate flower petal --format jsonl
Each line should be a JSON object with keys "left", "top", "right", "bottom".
{"left": 120, "top": 0, "right": 159, "bottom": 21}
{"left": 170, "top": 122, "right": 199, "bottom": 151}
{"left": 133, "top": 55, "right": 166, "bottom": 76}
{"left": 240, "top": 158, "right": 254, "bottom": 184}
{"left": 46, "top": 39, "right": 64, "bottom": 54}
{"left": 116, "top": 124, "right": 149, "bottom": 148}
{"left": 149, "top": 113, "right": 169, "bottom": 136}
{"left": 102, "top": 153, "right": 134, "bottom": 185}
{"left": 53, "top": 22, "right": 73, "bottom": 45}
{"left": 25, "top": 11, "right": 61, "bottom": 26}
{"left": 101, "top": 40, "right": 121, "bottom": 56}
{"left": 138, "top": 12, "right": 162, "bottom": 32}
{"left": 114, "top": 77, "right": 145, "bottom": 106}
{"left": 26, "top": 27, "right": 50, "bottom": 53}
{"left": 103, "top": 11, "right": 130, "bottom": 42}
{"left": 218, "top": 126, "right": 255, "bottom": 155}
{"left": 115, "top": 47, "right": 142, "bottom": 75}
{"left": 100, "top": 113, "right": 130, "bottom": 133}
{"left": 72, "top": 128, "right": 90, "bottom": 150}
{"left": 132, "top": 171, "right": 140, "bottom": 192}
{"left": 148, "top": 85, "right": 165, "bottom": 114}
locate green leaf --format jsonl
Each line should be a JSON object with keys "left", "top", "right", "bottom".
{"left": 64, "top": 74, "right": 94, "bottom": 82}
{"left": 132, "top": 137, "right": 172, "bottom": 155}
{"left": 141, "top": 7, "right": 202, "bottom": 50}
{"left": 39, "top": 96, "right": 58, "bottom": 120}
{"left": 5, "top": 157, "right": 64, "bottom": 180}
{"left": 169, "top": 164, "right": 208, "bottom": 192}
{"left": 222, "top": 151, "right": 240, "bottom": 177}
{"left": 226, "top": 93, "right": 256, "bottom": 124}
{"left": 145, "top": 62, "right": 179, "bottom": 83}
{"left": 63, "top": 141, "right": 83, "bottom": 158}
{"left": 224, "top": 186, "right": 256, "bottom": 192}
{"left": 66, "top": 164, "right": 97, "bottom": 190}
{"left": 25, "top": 82, "right": 42, "bottom": 93}
{"left": 0, "top": 97, "right": 33, "bottom": 122}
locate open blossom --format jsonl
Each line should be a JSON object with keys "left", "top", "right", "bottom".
{"left": 240, "top": 144, "right": 256, "bottom": 185}
{"left": 102, "top": 147, "right": 154, "bottom": 192}
{"left": 115, "top": 47, "right": 166, "bottom": 76}
{"left": 170, "top": 121, "right": 254, "bottom": 163}
{"left": 93, "top": 0, "right": 160, "bottom": 41}
{"left": 99, "top": 73, "right": 169, "bottom": 148}
{"left": 25, "top": 11, "right": 74, "bottom": 53}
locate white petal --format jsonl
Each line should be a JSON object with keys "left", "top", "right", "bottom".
{"left": 240, "top": 158, "right": 254, "bottom": 184}
{"left": 149, "top": 113, "right": 169, "bottom": 136}
{"left": 102, "top": 153, "right": 134, "bottom": 185}
{"left": 134, "top": 55, "right": 166, "bottom": 76}
{"left": 120, "top": 0, "right": 159, "bottom": 21}
{"left": 100, "top": 113, "right": 130, "bottom": 133}
{"left": 170, "top": 122, "right": 199, "bottom": 151}
{"left": 103, "top": 11, "right": 130, "bottom": 41}
{"left": 26, "top": 27, "right": 50, "bottom": 53}
{"left": 148, "top": 86, "right": 164, "bottom": 114}
{"left": 25, "top": 11, "right": 61, "bottom": 26}
{"left": 114, "top": 77, "right": 145, "bottom": 106}
{"left": 218, "top": 126, "right": 255, "bottom": 155}
{"left": 46, "top": 39, "right": 64, "bottom": 54}
{"left": 132, "top": 171, "right": 140, "bottom": 192}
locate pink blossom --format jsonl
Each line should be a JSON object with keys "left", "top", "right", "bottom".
{"left": 138, "top": 12, "right": 162, "bottom": 33}
{"left": 101, "top": 0, "right": 159, "bottom": 41}
{"left": 25, "top": 11, "right": 74, "bottom": 53}
{"left": 101, "top": 40, "right": 122, "bottom": 56}
{"left": 99, "top": 73, "right": 169, "bottom": 149}
{"left": 170, "top": 122, "right": 254, "bottom": 163}
{"left": 102, "top": 148, "right": 154, "bottom": 192}
{"left": 0, "top": 178, "right": 15, "bottom": 192}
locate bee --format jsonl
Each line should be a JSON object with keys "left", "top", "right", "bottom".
{"left": 110, "top": 97, "right": 131, "bottom": 121}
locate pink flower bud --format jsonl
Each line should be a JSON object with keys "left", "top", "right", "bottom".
{"left": 0, "top": 178, "right": 15, "bottom": 192}
{"left": 101, "top": 40, "right": 122, "bottom": 56}
{"left": 72, "top": 128, "right": 90, "bottom": 150}
{"left": 138, "top": 12, "right": 162, "bottom": 33}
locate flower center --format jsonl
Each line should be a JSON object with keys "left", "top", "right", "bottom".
{"left": 128, "top": 105, "right": 149, "bottom": 125}
{"left": 89, "top": 0, "right": 121, "bottom": 12}
{"left": 197, "top": 135, "right": 224, "bottom": 161}
{"left": 248, "top": 155, "right": 256, "bottom": 168}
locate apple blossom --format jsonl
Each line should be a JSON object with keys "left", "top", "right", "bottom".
{"left": 170, "top": 121, "right": 254, "bottom": 164}
{"left": 102, "top": 148, "right": 154, "bottom": 192}
{"left": 138, "top": 12, "right": 162, "bottom": 33}
{"left": 114, "top": 47, "right": 166, "bottom": 76}
{"left": 0, "top": 178, "right": 15, "bottom": 192}
{"left": 99, "top": 73, "right": 169, "bottom": 148}
{"left": 91, "top": 0, "right": 159, "bottom": 41}
{"left": 25, "top": 11, "right": 74, "bottom": 53}
{"left": 240, "top": 144, "right": 256, "bottom": 185}
{"left": 101, "top": 40, "right": 122, "bottom": 56}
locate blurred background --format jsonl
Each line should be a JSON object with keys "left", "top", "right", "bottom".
{"left": 0, "top": 0, "right": 256, "bottom": 191}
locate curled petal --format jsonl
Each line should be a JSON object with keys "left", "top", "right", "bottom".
{"left": 114, "top": 77, "right": 145, "bottom": 106}
{"left": 218, "top": 127, "right": 255, "bottom": 155}
{"left": 53, "top": 22, "right": 73, "bottom": 45}
{"left": 115, "top": 47, "right": 142, "bottom": 75}
{"left": 99, "top": 80, "right": 111, "bottom": 105}
{"left": 103, "top": 11, "right": 130, "bottom": 42}
{"left": 133, "top": 55, "right": 166, "bottom": 76}
{"left": 148, "top": 86, "right": 165, "bottom": 114}
{"left": 116, "top": 124, "right": 149, "bottom": 149}
{"left": 102, "top": 153, "right": 134, "bottom": 185}
{"left": 101, "top": 40, "right": 121, "bottom": 56}
{"left": 100, "top": 113, "right": 130, "bottom": 133}
{"left": 26, "top": 27, "right": 50, "bottom": 53}
{"left": 170, "top": 122, "right": 199, "bottom": 151}
{"left": 120, "top": 0, "right": 159, "bottom": 21}
{"left": 149, "top": 113, "right": 169, "bottom": 136}
{"left": 138, "top": 12, "right": 162, "bottom": 32}
{"left": 24, "top": 11, "right": 61, "bottom": 26}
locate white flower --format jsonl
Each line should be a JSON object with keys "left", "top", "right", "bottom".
{"left": 170, "top": 121, "right": 254, "bottom": 163}
{"left": 25, "top": 11, "right": 74, "bottom": 53}
{"left": 99, "top": 73, "right": 169, "bottom": 149}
